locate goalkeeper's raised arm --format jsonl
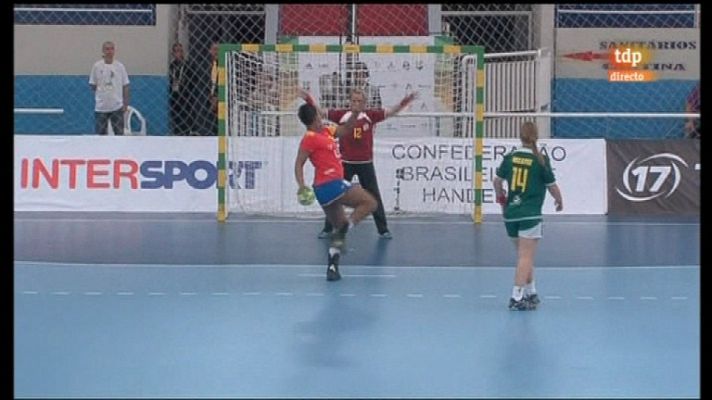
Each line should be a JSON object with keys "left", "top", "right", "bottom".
{"left": 384, "top": 92, "right": 418, "bottom": 119}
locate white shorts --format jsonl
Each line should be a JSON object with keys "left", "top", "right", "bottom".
{"left": 519, "top": 222, "right": 542, "bottom": 239}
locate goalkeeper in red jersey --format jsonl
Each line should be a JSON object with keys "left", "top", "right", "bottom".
{"left": 303, "top": 80, "right": 417, "bottom": 239}
{"left": 295, "top": 92, "right": 377, "bottom": 281}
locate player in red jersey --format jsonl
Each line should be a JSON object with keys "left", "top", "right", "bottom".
{"left": 302, "top": 86, "right": 416, "bottom": 239}
{"left": 295, "top": 95, "right": 377, "bottom": 281}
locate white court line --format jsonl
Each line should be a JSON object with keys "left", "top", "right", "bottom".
{"left": 19, "top": 291, "right": 694, "bottom": 301}
{"left": 16, "top": 290, "right": 689, "bottom": 301}
{"left": 14, "top": 261, "right": 699, "bottom": 271}
{"left": 298, "top": 273, "right": 396, "bottom": 278}
{"left": 14, "top": 215, "right": 699, "bottom": 226}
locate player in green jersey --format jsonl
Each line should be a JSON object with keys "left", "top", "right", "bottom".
{"left": 494, "top": 122, "right": 563, "bottom": 311}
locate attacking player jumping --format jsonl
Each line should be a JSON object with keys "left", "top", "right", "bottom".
{"left": 294, "top": 90, "right": 377, "bottom": 281}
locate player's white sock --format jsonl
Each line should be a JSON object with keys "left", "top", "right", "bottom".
{"left": 525, "top": 280, "right": 536, "bottom": 295}
{"left": 512, "top": 286, "right": 525, "bottom": 301}
{"left": 328, "top": 247, "right": 340, "bottom": 257}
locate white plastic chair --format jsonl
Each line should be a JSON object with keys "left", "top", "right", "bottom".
{"left": 107, "top": 105, "right": 147, "bottom": 136}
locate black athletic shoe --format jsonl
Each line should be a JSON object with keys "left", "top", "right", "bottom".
{"left": 326, "top": 253, "right": 341, "bottom": 281}
{"left": 525, "top": 293, "right": 540, "bottom": 305}
{"left": 509, "top": 297, "right": 535, "bottom": 311}
{"left": 330, "top": 224, "right": 349, "bottom": 249}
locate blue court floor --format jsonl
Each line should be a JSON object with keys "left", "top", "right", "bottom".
{"left": 14, "top": 212, "right": 700, "bottom": 398}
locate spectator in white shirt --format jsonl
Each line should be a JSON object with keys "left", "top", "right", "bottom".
{"left": 89, "top": 41, "right": 130, "bottom": 135}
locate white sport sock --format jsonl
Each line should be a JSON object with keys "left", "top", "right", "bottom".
{"left": 328, "top": 247, "right": 340, "bottom": 257}
{"left": 525, "top": 280, "right": 536, "bottom": 295}
{"left": 512, "top": 286, "right": 525, "bottom": 301}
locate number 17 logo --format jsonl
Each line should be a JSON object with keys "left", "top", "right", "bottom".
{"left": 616, "top": 153, "right": 687, "bottom": 202}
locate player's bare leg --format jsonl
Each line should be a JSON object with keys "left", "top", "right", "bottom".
{"left": 322, "top": 203, "right": 347, "bottom": 281}
{"left": 323, "top": 203, "right": 348, "bottom": 232}
{"left": 323, "top": 202, "right": 351, "bottom": 249}
{"left": 339, "top": 186, "right": 377, "bottom": 226}
{"left": 511, "top": 237, "right": 538, "bottom": 304}
{"left": 515, "top": 238, "right": 538, "bottom": 287}
{"left": 324, "top": 186, "right": 377, "bottom": 249}
{"left": 320, "top": 187, "right": 376, "bottom": 281}
{"left": 509, "top": 238, "right": 539, "bottom": 310}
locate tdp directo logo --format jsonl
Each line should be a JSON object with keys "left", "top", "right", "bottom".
{"left": 615, "top": 153, "right": 689, "bottom": 202}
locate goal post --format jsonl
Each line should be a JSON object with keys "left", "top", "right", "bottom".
{"left": 217, "top": 42, "right": 485, "bottom": 222}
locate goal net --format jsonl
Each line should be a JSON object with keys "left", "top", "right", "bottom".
{"left": 217, "top": 43, "right": 485, "bottom": 222}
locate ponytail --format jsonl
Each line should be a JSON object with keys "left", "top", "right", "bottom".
{"left": 520, "top": 122, "right": 546, "bottom": 167}
{"left": 531, "top": 139, "right": 546, "bottom": 167}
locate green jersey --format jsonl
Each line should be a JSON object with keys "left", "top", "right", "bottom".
{"left": 495, "top": 147, "right": 556, "bottom": 222}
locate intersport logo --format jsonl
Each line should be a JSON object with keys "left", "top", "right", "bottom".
{"left": 615, "top": 153, "right": 688, "bottom": 202}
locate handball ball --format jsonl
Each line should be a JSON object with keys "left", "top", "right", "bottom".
{"left": 298, "top": 187, "right": 316, "bottom": 206}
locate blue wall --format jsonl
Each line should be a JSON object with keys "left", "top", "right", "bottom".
{"left": 15, "top": 75, "right": 695, "bottom": 138}
{"left": 14, "top": 75, "right": 168, "bottom": 135}
{"left": 552, "top": 79, "right": 696, "bottom": 139}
